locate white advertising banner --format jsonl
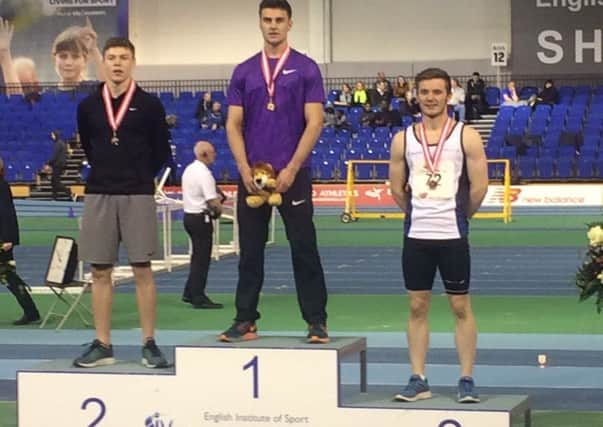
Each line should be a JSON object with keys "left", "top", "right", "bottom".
{"left": 484, "top": 184, "right": 603, "bottom": 207}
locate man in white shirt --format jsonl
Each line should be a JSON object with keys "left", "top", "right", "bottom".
{"left": 448, "top": 78, "right": 466, "bottom": 122}
{"left": 181, "top": 141, "right": 224, "bottom": 309}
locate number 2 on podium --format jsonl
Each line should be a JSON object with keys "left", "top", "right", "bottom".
{"left": 243, "top": 355, "right": 259, "bottom": 399}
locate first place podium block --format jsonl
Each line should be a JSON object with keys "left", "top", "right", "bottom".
{"left": 18, "top": 335, "right": 529, "bottom": 427}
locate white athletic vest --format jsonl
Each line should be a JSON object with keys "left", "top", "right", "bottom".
{"left": 404, "top": 122, "right": 469, "bottom": 239}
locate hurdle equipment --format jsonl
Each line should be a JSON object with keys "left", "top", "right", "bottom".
{"left": 340, "top": 159, "right": 512, "bottom": 224}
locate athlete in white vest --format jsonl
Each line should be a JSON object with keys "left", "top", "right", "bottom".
{"left": 389, "top": 68, "right": 488, "bottom": 403}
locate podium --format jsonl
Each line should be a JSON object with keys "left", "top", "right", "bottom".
{"left": 17, "top": 335, "right": 530, "bottom": 426}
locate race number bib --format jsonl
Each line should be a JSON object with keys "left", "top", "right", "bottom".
{"left": 411, "top": 160, "right": 456, "bottom": 199}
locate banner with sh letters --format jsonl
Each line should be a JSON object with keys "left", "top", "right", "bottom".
{"left": 511, "top": 0, "right": 603, "bottom": 74}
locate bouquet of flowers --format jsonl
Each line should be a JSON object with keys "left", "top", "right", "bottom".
{"left": 576, "top": 222, "right": 603, "bottom": 313}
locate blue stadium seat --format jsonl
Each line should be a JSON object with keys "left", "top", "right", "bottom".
{"left": 318, "top": 160, "right": 335, "bottom": 180}
{"left": 355, "top": 163, "right": 373, "bottom": 180}
{"left": 374, "top": 163, "right": 388, "bottom": 180}
{"left": 401, "top": 115, "right": 413, "bottom": 128}
{"left": 327, "top": 90, "right": 339, "bottom": 103}
{"left": 374, "top": 126, "right": 390, "bottom": 140}
{"left": 556, "top": 157, "right": 573, "bottom": 178}
{"left": 485, "top": 145, "right": 500, "bottom": 158}
{"left": 224, "top": 162, "right": 239, "bottom": 181}
{"left": 518, "top": 156, "right": 536, "bottom": 179}
{"left": 211, "top": 91, "right": 226, "bottom": 103}
{"left": 485, "top": 87, "right": 500, "bottom": 107}
{"left": 537, "top": 156, "right": 554, "bottom": 179}
{"left": 487, "top": 162, "right": 499, "bottom": 179}
{"left": 558, "top": 86, "right": 574, "bottom": 104}
{"left": 576, "top": 157, "right": 594, "bottom": 178}
{"left": 519, "top": 86, "right": 538, "bottom": 100}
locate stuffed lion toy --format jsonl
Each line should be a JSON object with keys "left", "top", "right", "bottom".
{"left": 246, "top": 161, "right": 282, "bottom": 208}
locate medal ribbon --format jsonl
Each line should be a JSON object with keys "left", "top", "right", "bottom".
{"left": 418, "top": 117, "right": 453, "bottom": 174}
{"left": 102, "top": 80, "right": 136, "bottom": 136}
{"left": 260, "top": 45, "right": 291, "bottom": 103}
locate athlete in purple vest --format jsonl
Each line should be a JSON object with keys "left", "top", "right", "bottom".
{"left": 220, "top": 0, "right": 329, "bottom": 344}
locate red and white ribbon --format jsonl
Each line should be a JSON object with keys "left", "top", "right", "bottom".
{"left": 260, "top": 46, "right": 291, "bottom": 103}
{"left": 102, "top": 79, "right": 136, "bottom": 136}
{"left": 417, "top": 117, "right": 453, "bottom": 174}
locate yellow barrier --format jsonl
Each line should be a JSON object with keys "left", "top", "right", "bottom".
{"left": 341, "top": 158, "right": 511, "bottom": 223}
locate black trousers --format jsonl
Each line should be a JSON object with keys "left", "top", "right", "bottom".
{"left": 182, "top": 213, "right": 213, "bottom": 302}
{"left": 51, "top": 165, "right": 68, "bottom": 199}
{"left": 235, "top": 168, "right": 328, "bottom": 325}
{"left": 0, "top": 253, "right": 39, "bottom": 318}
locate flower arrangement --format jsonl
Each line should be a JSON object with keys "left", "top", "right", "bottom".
{"left": 576, "top": 222, "right": 603, "bottom": 313}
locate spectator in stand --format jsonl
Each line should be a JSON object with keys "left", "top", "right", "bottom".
{"left": 203, "top": 101, "right": 225, "bottom": 130}
{"left": 374, "top": 100, "right": 401, "bottom": 128}
{"left": 47, "top": 130, "right": 69, "bottom": 200}
{"left": 334, "top": 109, "right": 350, "bottom": 131}
{"left": 352, "top": 81, "right": 368, "bottom": 106}
{"left": 405, "top": 81, "right": 421, "bottom": 117}
{"left": 466, "top": 72, "right": 485, "bottom": 120}
{"left": 325, "top": 104, "right": 350, "bottom": 131}
{"left": 195, "top": 92, "right": 213, "bottom": 127}
{"left": 393, "top": 75, "right": 410, "bottom": 100}
{"left": 360, "top": 103, "right": 375, "bottom": 128}
{"left": 374, "top": 71, "right": 392, "bottom": 93}
{"left": 333, "top": 83, "right": 352, "bottom": 107}
{"left": 370, "top": 80, "right": 392, "bottom": 108}
{"left": 529, "top": 79, "right": 558, "bottom": 108}
{"left": 501, "top": 80, "right": 526, "bottom": 107}
{"left": 324, "top": 104, "right": 337, "bottom": 128}
{"left": 448, "top": 78, "right": 466, "bottom": 122}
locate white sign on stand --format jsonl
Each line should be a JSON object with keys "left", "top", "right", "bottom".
{"left": 18, "top": 345, "right": 519, "bottom": 427}
{"left": 491, "top": 43, "right": 508, "bottom": 67}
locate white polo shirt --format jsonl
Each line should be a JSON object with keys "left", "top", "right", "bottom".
{"left": 181, "top": 160, "right": 218, "bottom": 214}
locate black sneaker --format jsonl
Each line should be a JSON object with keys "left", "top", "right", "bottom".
{"left": 307, "top": 324, "right": 330, "bottom": 344}
{"left": 141, "top": 338, "right": 169, "bottom": 368}
{"left": 218, "top": 321, "right": 258, "bottom": 342}
{"left": 12, "top": 313, "right": 41, "bottom": 326}
{"left": 192, "top": 296, "right": 224, "bottom": 309}
{"left": 73, "top": 340, "right": 115, "bottom": 368}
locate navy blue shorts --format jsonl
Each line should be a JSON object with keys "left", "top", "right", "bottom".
{"left": 402, "top": 237, "right": 471, "bottom": 295}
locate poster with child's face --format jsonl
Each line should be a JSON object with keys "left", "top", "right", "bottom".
{"left": 0, "top": 0, "right": 127, "bottom": 86}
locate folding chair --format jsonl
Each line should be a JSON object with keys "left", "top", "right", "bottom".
{"left": 40, "top": 236, "right": 92, "bottom": 330}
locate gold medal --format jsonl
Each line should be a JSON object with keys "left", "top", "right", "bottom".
{"left": 261, "top": 46, "right": 291, "bottom": 115}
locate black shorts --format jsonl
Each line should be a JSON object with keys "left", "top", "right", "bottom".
{"left": 402, "top": 237, "right": 471, "bottom": 295}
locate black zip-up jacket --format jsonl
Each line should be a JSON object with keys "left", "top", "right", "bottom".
{"left": 0, "top": 176, "right": 19, "bottom": 262}
{"left": 77, "top": 84, "right": 171, "bottom": 194}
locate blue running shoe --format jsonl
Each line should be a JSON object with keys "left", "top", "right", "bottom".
{"left": 394, "top": 375, "right": 432, "bottom": 402}
{"left": 458, "top": 376, "right": 480, "bottom": 403}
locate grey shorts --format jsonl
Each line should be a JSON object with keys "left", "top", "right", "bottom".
{"left": 79, "top": 194, "right": 158, "bottom": 265}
